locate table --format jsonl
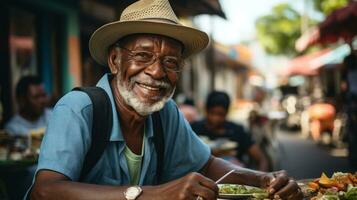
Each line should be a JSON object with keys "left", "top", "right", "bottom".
{"left": 0, "top": 159, "right": 37, "bottom": 173}
{"left": 0, "top": 159, "right": 37, "bottom": 199}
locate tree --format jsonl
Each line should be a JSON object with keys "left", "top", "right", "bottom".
{"left": 255, "top": 3, "right": 302, "bottom": 56}
{"left": 312, "top": 0, "right": 349, "bottom": 16}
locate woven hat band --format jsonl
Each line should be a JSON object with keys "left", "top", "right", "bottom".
{"left": 135, "top": 18, "right": 179, "bottom": 25}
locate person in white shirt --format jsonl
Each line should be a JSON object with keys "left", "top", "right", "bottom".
{"left": 5, "top": 75, "right": 51, "bottom": 136}
{"left": 2, "top": 75, "right": 52, "bottom": 200}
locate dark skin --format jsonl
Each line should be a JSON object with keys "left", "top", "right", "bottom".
{"left": 206, "top": 106, "right": 270, "bottom": 172}
{"left": 30, "top": 34, "right": 303, "bottom": 200}
{"left": 19, "top": 84, "right": 47, "bottom": 122}
{"left": 109, "top": 35, "right": 181, "bottom": 154}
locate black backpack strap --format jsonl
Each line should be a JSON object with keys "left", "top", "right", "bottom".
{"left": 72, "top": 87, "right": 113, "bottom": 181}
{"left": 152, "top": 111, "right": 164, "bottom": 184}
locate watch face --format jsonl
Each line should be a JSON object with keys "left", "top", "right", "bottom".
{"left": 126, "top": 186, "right": 142, "bottom": 199}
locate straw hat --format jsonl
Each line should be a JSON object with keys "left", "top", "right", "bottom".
{"left": 89, "top": 0, "right": 210, "bottom": 66}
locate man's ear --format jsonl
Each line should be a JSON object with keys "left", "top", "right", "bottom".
{"left": 107, "top": 47, "right": 121, "bottom": 75}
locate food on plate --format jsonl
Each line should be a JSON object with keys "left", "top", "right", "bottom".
{"left": 218, "top": 184, "right": 269, "bottom": 199}
{"left": 345, "top": 184, "right": 357, "bottom": 199}
{"left": 306, "top": 172, "right": 357, "bottom": 200}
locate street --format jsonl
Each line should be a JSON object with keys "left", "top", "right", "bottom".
{"left": 277, "top": 130, "right": 352, "bottom": 180}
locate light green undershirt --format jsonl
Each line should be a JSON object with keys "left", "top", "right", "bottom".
{"left": 124, "top": 135, "right": 145, "bottom": 185}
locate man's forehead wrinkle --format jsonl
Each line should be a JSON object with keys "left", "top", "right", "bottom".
{"left": 119, "top": 34, "right": 182, "bottom": 50}
{"left": 153, "top": 37, "right": 162, "bottom": 50}
{"left": 140, "top": 36, "right": 162, "bottom": 49}
{"left": 136, "top": 39, "right": 156, "bottom": 50}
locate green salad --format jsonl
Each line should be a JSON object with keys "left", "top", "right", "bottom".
{"left": 345, "top": 184, "right": 357, "bottom": 199}
{"left": 219, "top": 184, "right": 269, "bottom": 199}
{"left": 315, "top": 184, "right": 357, "bottom": 200}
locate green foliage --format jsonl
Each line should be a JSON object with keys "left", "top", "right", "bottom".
{"left": 255, "top": 3, "right": 302, "bottom": 56}
{"left": 313, "top": 0, "right": 349, "bottom": 15}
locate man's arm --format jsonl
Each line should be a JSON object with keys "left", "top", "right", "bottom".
{"left": 200, "top": 156, "right": 303, "bottom": 199}
{"left": 30, "top": 170, "right": 218, "bottom": 200}
{"left": 199, "top": 156, "right": 265, "bottom": 187}
{"left": 31, "top": 170, "right": 131, "bottom": 200}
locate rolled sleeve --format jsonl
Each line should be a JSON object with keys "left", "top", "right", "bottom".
{"left": 36, "top": 93, "right": 92, "bottom": 181}
{"left": 161, "top": 100, "right": 211, "bottom": 182}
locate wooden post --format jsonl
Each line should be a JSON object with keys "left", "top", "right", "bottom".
{"left": 207, "top": 16, "right": 216, "bottom": 91}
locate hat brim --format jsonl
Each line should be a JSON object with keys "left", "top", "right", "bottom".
{"left": 89, "top": 20, "right": 209, "bottom": 66}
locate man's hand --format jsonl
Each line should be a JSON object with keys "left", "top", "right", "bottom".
{"left": 260, "top": 170, "right": 303, "bottom": 200}
{"left": 152, "top": 172, "right": 218, "bottom": 200}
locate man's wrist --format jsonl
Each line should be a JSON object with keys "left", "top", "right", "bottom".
{"left": 136, "top": 185, "right": 158, "bottom": 200}
{"left": 232, "top": 168, "right": 267, "bottom": 187}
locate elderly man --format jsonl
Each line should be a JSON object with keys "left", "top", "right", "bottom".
{"left": 29, "top": 0, "right": 303, "bottom": 199}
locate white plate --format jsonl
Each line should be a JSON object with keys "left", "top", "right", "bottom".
{"left": 218, "top": 184, "right": 268, "bottom": 199}
{"left": 218, "top": 193, "right": 253, "bottom": 199}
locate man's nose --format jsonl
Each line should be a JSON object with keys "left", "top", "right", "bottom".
{"left": 144, "top": 59, "right": 167, "bottom": 79}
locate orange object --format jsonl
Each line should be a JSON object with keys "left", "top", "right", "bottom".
{"left": 308, "top": 182, "right": 320, "bottom": 191}
{"left": 308, "top": 103, "right": 336, "bottom": 121}
{"left": 319, "top": 173, "right": 335, "bottom": 187}
{"left": 348, "top": 173, "right": 357, "bottom": 183}
{"left": 317, "top": 173, "right": 346, "bottom": 190}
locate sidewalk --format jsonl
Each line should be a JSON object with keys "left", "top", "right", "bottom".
{"left": 277, "top": 130, "right": 352, "bottom": 179}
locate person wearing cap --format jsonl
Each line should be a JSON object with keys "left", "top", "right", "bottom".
{"left": 28, "top": 0, "right": 303, "bottom": 200}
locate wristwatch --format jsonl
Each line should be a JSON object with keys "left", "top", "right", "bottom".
{"left": 124, "top": 186, "right": 143, "bottom": 200}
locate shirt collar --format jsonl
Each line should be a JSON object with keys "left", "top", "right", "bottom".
{"left": 96, "top": 74, "right": 154, "bottom": 141}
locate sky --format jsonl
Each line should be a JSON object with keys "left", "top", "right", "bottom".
{"left": 194, "top": 0, "right": 320, "bottom": 45}
{"left": 194, "top": 0, "right": 322, "bottom": 88}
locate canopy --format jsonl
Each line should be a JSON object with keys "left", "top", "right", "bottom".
{"left": 296, "top": 1, "right": 357, "bottom": 51}
{"left": 280, "top": 49, "right": 331, "bottom": 76}
{"left": 280, "top": 44, "right": 351, "bottom": 76}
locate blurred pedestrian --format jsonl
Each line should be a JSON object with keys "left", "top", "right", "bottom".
{"left": 342, "top": 52, "right": 357, "bottom": 170}
{"left": 191, "top": 91, "right": 270, "bottom": 171}
{"left": 27, "top": 1, "right": 301, "bottom": 199}
{"left": 307, "top": 103, "right": 335, "bottom": 142}
{"left": 5, "top": 75, "right": 51, "bottom": 136}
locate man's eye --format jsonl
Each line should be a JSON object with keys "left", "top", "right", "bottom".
{"left": 134, "top": 52, "right": 153, "bottom": 60}
{"left": 164, "top": 58, "right": 178, "bottom": 65}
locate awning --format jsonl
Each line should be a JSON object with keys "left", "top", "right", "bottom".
{"left": 162, "top": 0, "right": 226, "bottom": 19}
{"left": 214, "top": 49, "right": 248, "bottom": 72}
{"left": 296, "top": 1, "right": 357, "bottom": 51}
{"left": 281, "top": 44, "right": 351, "bottom": 76}
{"left": 214, "top": 43, "right": 253, "bottom": 69}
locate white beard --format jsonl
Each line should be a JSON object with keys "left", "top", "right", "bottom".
{"left": 115, "top": 71, "right": 175, "bottom": 116}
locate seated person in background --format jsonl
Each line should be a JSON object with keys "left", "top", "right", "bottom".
{"left": 191, "top": 91, "right": 269, "bottom": 171}
{"left": 2, "top": 75, "right": 51, "bottom": 200}
{"left": 5, "top": 75, "right": 52, "bottom": 136}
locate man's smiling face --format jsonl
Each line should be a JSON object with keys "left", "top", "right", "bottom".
{"left": 110, "top": 34, "right": 183, "bottom": 115}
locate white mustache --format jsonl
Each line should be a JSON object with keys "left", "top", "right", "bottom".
{"left": 130, "top": 76, "right": 171, "bottom": 89}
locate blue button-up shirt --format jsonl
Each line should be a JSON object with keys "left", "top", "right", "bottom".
{"left": 35, "top": 74, "right": 210, "bottom": 186}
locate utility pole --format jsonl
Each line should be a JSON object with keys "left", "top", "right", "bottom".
{"left": 301, "top": 0, "right": 309, "bottom": 34}
{"left": 207, "top": 16, "right": 216, "bottom": 91}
